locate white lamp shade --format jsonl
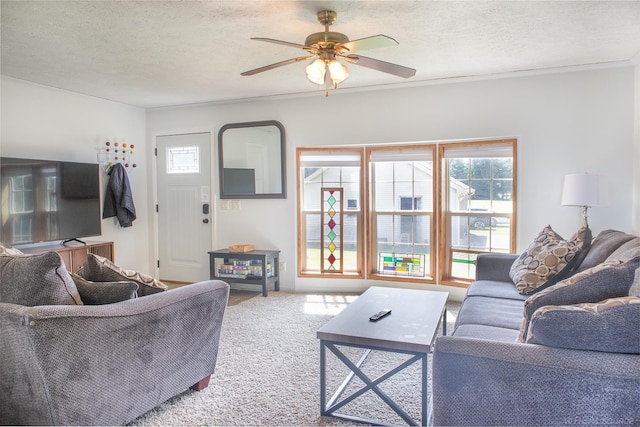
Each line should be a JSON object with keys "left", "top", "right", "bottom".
{"left": 305, "top": 59, "right": 326, "bottom": 85}
{"left": 327, "top": 59, "right": 348, "bottom": 84}
{"left": 561, "top": 173, "right": 607, "bottom": 207}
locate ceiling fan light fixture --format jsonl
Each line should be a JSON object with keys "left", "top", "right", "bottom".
{"left": 243, "top": 10, "right": 416, "bottom": 93}
{"left": 305, "top": 58, "right": 326, "bottom": 85}
{"left": 328, "top": 59, "right": 348, "bottom": 86}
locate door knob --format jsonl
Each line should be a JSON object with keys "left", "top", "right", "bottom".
{"left": 203, "top": 218, "right": 209, "bottom": 224}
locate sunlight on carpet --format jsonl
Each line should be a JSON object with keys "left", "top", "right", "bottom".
{"left": 303, "top": 294, "right": 359, "bottom": 316}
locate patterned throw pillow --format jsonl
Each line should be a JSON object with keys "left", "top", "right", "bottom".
{"left": 526, "top": 297, "right": 640, "bottom": 354}
{"left": 510, "top": 225, "right": 589, "bottom": 295}
{"left": 567, "top": 226, "right": 592, "bottom": 272}
{"left": 0, "top": 252, "right": 83, "bottom": 306}
{"left": 0, "top": 243, "right": 24, "bottom": 256}
{"left": 77, "top": 253, "right": 168, "bottom": 296}
{"left": 518, "top": 256, "right": 640, "bottom": 342}
{"left": 70, "top": 272, "right": 138, "bottom": 305}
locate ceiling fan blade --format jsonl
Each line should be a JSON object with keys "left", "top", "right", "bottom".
{"left": 340, "top": 35, "right": 398, "bottom": 53}
{"left": 241, "top": 56, "right": 314, "bottom": 76}
{"left": 250, "top": 37, "right": 306, "bottom": 49}
{"left": 344, "top": 54, "right": 416, "bottom": 78}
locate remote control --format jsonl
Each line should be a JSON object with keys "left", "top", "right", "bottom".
{"left": 369, "top": 309, "right": 392, "bottom": 322}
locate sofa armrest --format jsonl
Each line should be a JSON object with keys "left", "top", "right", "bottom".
{"left": 432, "top": 336, "right": 640, "bottom": 426}
{"left": 0, "top": 280, "right": 230, "bottom": 426}
{"left": 475, "top": 253, "right": 519, "bottom": 282}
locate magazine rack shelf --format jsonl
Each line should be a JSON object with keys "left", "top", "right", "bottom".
{"left": 208, "top": 249, "right": 280, "bottom": 297}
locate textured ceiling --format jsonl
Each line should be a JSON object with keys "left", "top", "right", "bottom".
{"left": 2, "top": 1, "right": 640, "bottom": 108}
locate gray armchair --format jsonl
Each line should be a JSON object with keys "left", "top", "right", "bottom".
{"left": 0, "top": 251, "right": 229, "bottom": 425}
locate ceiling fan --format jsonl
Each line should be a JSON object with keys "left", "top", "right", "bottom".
{"left": 241, "top": 10, "right": 416, "bottom": 93}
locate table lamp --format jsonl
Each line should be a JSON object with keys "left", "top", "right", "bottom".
{"left": 561, "top": 173, "right": 606, "bottom": 227}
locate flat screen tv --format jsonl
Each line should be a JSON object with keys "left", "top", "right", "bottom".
{"left": 0, "top": 157, "right": 102, "bottom": 247}
{"left": 222, "top": 168, "right": 256, "bottom": 195}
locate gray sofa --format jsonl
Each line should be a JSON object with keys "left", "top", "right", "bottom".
{"left": 0, "top": 250, "right": 230, "bottom": 425}
{"left": 432, "top": 229, "right": 640, "bottom": 426}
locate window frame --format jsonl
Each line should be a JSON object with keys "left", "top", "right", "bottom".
{"left": 296, "top": 140, "right": 517, "bottom": 287}
{"left": 365, "top": 145, "right": 437, "bottom": 283}
{"left": 296, "top": 147, "right": 365, "bottom": 278}
{"left": 438, "top": 139, "right": 517, "bottom": 287}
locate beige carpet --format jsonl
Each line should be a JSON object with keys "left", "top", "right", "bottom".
{"left": 129, "top": 290, "right": 459, "bottom": 426}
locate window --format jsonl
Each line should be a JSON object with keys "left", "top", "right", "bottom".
{"left": 10, "top": 175, "right": 34, "bottom": 243}
{"left": 166, "top": 146, "right": 199, "bottom": 174}
{"left": 367, "top": 146, "right": 436, "bottom": 281}
{"left": 439, "top": 140, "right": 516, "bottom": 284}
{"left": 296, "top": 140, "right": 516, "bottom": 287}
{"left": 297, "top": 149, "right": 364, "bottom": 277}
{"left": 9, "top": 171, "right": 59, "bottom": 244}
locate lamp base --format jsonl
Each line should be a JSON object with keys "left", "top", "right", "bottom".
{"left": 581, "top": 205, "right": 589, "bottom": 228}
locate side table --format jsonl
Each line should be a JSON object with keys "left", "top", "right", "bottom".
{"left": 208, "top": 249, "right": 280, "bottom": 297}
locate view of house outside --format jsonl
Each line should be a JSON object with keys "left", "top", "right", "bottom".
{"left": 447, "top": 157, "right": 514, "bottom": 279}
{"left": 371, "top": 160, "right": 433, "bottom": 277}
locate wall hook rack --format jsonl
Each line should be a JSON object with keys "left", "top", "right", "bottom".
{"left": 97, "top": 140, "right": 137, "bottom": 173}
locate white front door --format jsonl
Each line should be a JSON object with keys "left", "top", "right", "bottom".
{"left": 156, "top": 132, "right": 212, "bottom": 283}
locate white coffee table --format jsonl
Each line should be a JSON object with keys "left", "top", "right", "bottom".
{"left": 317, "top": 286, "right": 448, "bottom": 426}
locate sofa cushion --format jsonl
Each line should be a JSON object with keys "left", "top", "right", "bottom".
{"left": 629, "top": 268, "right": 640, "bottom": 297}
{"left": 576, "top": 229, "right": 637, "bottom": 272}
{"left": 452, "top": 324, "right": 521, "bottom": 343}
{"left": 519, "top": 256, "right": 640, "bottom": 342}
{"left": 455, "top": 296, "right": 524, "bottom": 331}
{"left": 70, "top": 272, "right": 138, "bottom": 305}
{"left": 465, "top": 280, "right": 527, "bottom": 301}
{"left": 509, "top": 225, "right": 588, "bottom": 295}
{"left": 526, "top": 297, "right": 640, "bottom": 354}
{"left": 0, "top": 252, "right": 83, "bottom": 306}
{"left": 77, "top": 253, "right": 168, "bottom": 296}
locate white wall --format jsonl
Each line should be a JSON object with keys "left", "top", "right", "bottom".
{"left": 147, "top": 65, "right": 637, "bottom": 297}
{"left": 0, "top": 77, "right": 152, "bottom": 274}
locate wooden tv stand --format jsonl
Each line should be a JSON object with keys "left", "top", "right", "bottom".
{"left": 20, "top": 241, "right": 114, "bottom": 273}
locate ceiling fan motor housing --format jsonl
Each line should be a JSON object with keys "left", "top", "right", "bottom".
{"left": 305, "top": 31, "right": 349, "bottom": 49}
{"left": 306, "top": 11, "right": 350, "bottom": 52}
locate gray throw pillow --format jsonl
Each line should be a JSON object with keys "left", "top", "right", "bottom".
{"left": 518, "top": 255, "right": 640, "bottom": 342}
{"left": 576, "top": 229, "right": 637, "bottom": 273}
{"left": 77, "top": 253, "right": 167, "bottom": 296}
{"left": 510, "top": 225, "right": 588, "bottom": 295}
{"left": 70, "top": 273, "right": 138, "bottom": 305}
{"left": 0, "top": 251, "right": 83, "bottom": 306}
{"left": 526, "top": 297, "right": 640, "bottom": 354}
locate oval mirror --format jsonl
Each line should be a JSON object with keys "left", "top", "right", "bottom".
{"left": 218, "top": 120, "right": 286, "bottom": 199}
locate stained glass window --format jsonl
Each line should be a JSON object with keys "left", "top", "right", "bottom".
{"left": 298, "top": 149, "right": 362, "bottom": 276}
{"left": 322, "top": 188, "right": 343, "bottom": 272}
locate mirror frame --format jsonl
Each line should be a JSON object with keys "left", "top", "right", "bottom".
{"left": 218, "top": 120, "right": 286, "bottom": 199}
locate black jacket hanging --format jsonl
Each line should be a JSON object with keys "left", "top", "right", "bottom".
{"left": 103, "top": 163, "right": 136, "bottom": 227}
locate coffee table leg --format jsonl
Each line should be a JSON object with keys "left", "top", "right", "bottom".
{"left": 320, "top": 341, "right": 327, "bottom": 416}
{"left": 422, "top": 353, "right": 429, "bottom": 426}
{"left": 443, "top": 308, "right": 447, "bottom": 336}
{"left": 321, "top": 342, "right": 425, "bottom": 426}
